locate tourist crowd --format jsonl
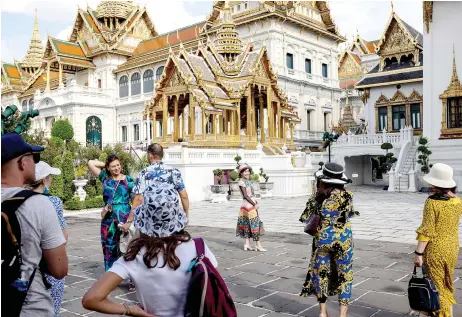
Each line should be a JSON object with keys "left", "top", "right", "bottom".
{"left": 1, "top": 132, "right": 460, "bottom": 317}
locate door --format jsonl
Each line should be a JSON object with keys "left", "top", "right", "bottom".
{"left": 86, "top": 116, "right": 102, "bottom": 149}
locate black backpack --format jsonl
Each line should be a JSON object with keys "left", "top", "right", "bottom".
{"left": 408, "top": 265, "right": 440, "bottom": 315}
{"left": 1, "top": 190, "right": 40, "bottom": 317}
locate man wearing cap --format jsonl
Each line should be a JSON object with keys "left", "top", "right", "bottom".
{"left": 1, "top": 133, "right": 68, "bottom": 317}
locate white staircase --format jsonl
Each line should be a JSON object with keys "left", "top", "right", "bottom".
{"left": 396, "top": 144, "right": 418, "bottom": 191}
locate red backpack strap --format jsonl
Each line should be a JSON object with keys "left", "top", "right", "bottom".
{"left": 193, "top": 238, "right": 205, "bottom": 256}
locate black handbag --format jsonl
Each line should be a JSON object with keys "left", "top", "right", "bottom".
{"left": 408, "top": 265, "right": 440, "bottom": 314}
{"left": 303, "top": 212, "right": 320, "bottom": 236}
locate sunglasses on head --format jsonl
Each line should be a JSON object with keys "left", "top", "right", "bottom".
{"left": 17, "top": 152, "right": 40, "bottom": 164}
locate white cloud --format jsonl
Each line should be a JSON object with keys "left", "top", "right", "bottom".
{"left": 56, "top": 26, "right": 73, "bottom": 41}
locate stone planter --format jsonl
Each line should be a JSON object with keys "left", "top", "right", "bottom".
{"left": 210, "top": 184, "right": 230, "bottom": 194}
{"left": 229, "top": 181, "right": 241, "bottom": 201}
{"left": 260, "top": 182, "right": 274, "bottom": 198}
{"left": 259, "top": 182, "right": 274, "bottom": 191}
{"left": 73, "top": 179, "right": 88, "bottom": 201}
{"left": 252, "top": 181, "right": 261, "bottom": 199}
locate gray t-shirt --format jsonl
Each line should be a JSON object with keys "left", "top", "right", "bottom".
{"left": 1, "top": 187, "right": 66, "bottom": 317}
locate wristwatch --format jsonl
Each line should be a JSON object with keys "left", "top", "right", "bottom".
{"left": 414, "top": 250, "right": 424, "bottom": 256}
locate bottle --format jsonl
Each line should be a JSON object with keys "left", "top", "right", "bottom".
{"left": 11, "top": 270, "right": 30, "bottom": 292}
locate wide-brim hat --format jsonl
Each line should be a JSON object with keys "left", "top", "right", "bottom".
{"left": 238, "top": 164, "right": 252, "bottom": 176}
{"left": 314, "top": 162, "right": 351, "bottom": 185}
{"left": 423, "top": 163, "right": 456, "bottom": 189}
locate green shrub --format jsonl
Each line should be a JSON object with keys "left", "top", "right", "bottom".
{"left": 417, "top": 135, "right": 432, "bottom": 174}
{"left": 229, "top": 170, "right": 239, "bottom": 181}
{"left": 62, "top": 152, "right": 75, "bottom": 201}
{"left": 51, "top": 119, "right": 74, "bottom": 141}
{"left": 41, "top": 136, "right": 66, "bottom": 164}
{"left": 85, "top": 196, "right": 104, "bottom": 209}
{"left": 85, "top": 184, "right": 97, "bottom": 198}
{"left": 98, "top": 152, "right": 108, "bottom": 162}
{"left": 63, "top": 196, "right": 84, "bottom": 210}
{"left": 250, "top": 174, "right": 260, "bottom": 181}
{"left": 103, "top": 144, "right": 135, "bottom": 175}
{"left": 50, "top": 155, "right": 64, "bottom": 199}
{"left": 213, "top": 169, "right": 223, "bottom": 184}
{"left": 66, "top": 139, "right": 80, "bottom": 154}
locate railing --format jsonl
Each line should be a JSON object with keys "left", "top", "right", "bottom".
{"left": 163, "top": 148, "right": 262, "bottom": 165}
{"left": 293, "top": 130, "right": 324, "bottom": 141}
{"left": 334, "top": 127, "right": 417, "bottom": 147}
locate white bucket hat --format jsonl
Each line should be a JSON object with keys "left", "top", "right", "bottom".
{"left": 35, "top": 161, "right": 61, "bottom": 181}
{"left": 423, "top": 163, "right": 456, "bottom": 189}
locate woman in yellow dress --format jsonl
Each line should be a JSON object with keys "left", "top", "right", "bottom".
{"left": 414, "top": 163, "right": 462, "bottom": 317}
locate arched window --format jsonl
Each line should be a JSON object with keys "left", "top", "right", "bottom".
{"left": 143, "top": 69, "right": 154, "bottom": 93}
{"left": 119, "top": 76, "right": 129, "bottom": 98}
{"left": 22, "top": 100, "right": 27, "bottom": 112}
{"left": 156, "top": 66, "right": 165, "bottom": 81}
{"left": 29, "top": 99, "right": 34, "bottom": 110}
{"left": 131, "top": 72, "right": 141, "bottom": 96}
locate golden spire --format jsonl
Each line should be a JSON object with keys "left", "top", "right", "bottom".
{"left": 450, "top": 44, "right": 460, "bottom": 88}
{"left": 22, "top": 8, "right": 44, "bottom": 73}
{"left": 214, "top": 0, "right": 242, "bottom": 61}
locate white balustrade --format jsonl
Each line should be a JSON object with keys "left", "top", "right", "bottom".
{"left": 293, "top": 130, "right": 324, "bottom": 141}
{"left": 333, "top": 128, "right": 410, "bottom": 147}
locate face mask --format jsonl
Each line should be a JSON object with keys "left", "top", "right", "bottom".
{"left": 43, "top": 185, "right": 50, "bottom": 195}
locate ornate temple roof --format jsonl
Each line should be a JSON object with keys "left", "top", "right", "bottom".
{"left": 206, "top": 1, "right": 344, "bottom": 41}
{"left": 147, "top": 8, "right": 297, "bottom": 121}
{"left": 22, "top": 9, "right": 45, "bottom": 71}
{"left": 355, "top": 10, "right": 423, "bottom": 89}
{"left": 68, "top": 0, "right": 157, "bottom": 57}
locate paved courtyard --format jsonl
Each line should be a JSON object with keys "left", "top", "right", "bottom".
{"left": 68, "top": 186, "right": 462, "bottom": 245}
{"left": 61, "top": 187, "right": 462, "bottom": 317}
{"left": 60, "top": 218, "right": 462, "bottom": 317}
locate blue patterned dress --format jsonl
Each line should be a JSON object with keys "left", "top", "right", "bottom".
{"left": 99, "top": 170, "right": 134, "bottom": 271}
{"left": 45, "top": 195, "right": 67, "bottom": 317}
{"left": 300, "top": 191, "right": 359, "bottom": 306}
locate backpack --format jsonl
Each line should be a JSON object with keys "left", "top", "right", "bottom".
{"left": 185, "top": 238, "right": 237, "bottom": 317}
{"left": 1, "top": 190, "right": 40, "bottom": 317}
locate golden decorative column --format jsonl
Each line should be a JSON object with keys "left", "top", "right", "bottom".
{"left": 189, "top": 95, "right": 195, "bottom": 139}
{"left": 282, "top": 118, "right": 287, "bottom": 144}
{"left": 246, "top": 89, "right": 252, "bottom": 136}
{"left": 162, "top": 95, "right": 168, "bottom": 142}
{"left": 46, "top": 60, "right": 51, "bottom": 91}
{"left": 181, "top": 109, "right": 185, "bottom": 139}
{"left": 230, "top": 111, "right": 235, "bottom": 136}
{"left": 173, "top": 96, "right": 179, "bottom": 142}
{"left": 258, "top": 94, "right": 265, "bottom": 143}
{"left": 224, "top": 110, "right": 229, "bottom": 135}
{"left": 267, "top": 90, "right": 273, "bottom": 139}
{"left": 58, "top": 63, "right": 63, "bottom": 87}
{"left": 202, "top": 108, "right": 207, "bottom": 140}
{"left": 290, "top": 122, "right": 294, "bottom": 142}
{"left": 236, "top": 105, "right": 241, "bottom": 138}
{"left": 152, "top": 110, "right": 157, "bottom": 142}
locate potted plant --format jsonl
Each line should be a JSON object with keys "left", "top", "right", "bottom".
{"left": 378, "top": 142, "right": 397, "bottom": 190}
{"left": 250, "top": 172, "right": 261, "bottom": 199}
{"left": 234, "top": 155, "right": 242, "bottom": 170}
{"left": 211, "top": 169, "right": 229, "bottom": 194}
{"left": 229, "top": 170, "right": 241, "bottom": 201}
{"left": 259, "top": 167, "right": 274, "bottom": 191}
{"left": 417, "top": 136, "right": 432, "bottom": 192}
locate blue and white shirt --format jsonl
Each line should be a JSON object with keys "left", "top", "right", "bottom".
{"left": 133, "top": 161, "right": 185, "bottom": 195}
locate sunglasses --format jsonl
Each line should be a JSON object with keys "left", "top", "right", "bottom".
{"left": 17, "top": 152, "right": 40, "bottom": 164}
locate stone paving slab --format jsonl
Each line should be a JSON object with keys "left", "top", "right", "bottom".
{"left": 60, "top": 216, "right": 462, "bottom": 316}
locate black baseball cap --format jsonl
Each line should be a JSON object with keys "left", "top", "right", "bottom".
{"left": 1, "top": 133, "right": 44, "bottom": 165}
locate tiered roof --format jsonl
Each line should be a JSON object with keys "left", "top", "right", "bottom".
{"left": 356, "top": 10, "right": 423, "bottom": 89}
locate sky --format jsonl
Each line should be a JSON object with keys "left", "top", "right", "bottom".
{"left": 0, "top": 0, "right": 423, "bottom": 64}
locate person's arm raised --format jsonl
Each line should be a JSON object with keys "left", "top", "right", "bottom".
{"left": 88, "top": 160, "right": 105, "bottom": 177}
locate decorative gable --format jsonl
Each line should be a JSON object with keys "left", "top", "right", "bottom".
{"left": 338, "top": 52, "right": 362, "bottom": 79}
{"left": 390, "top": 90, "right": 407, "bottom": 103}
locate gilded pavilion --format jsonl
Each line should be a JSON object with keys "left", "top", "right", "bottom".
{"left": 145, "top": 3, "right": 300, "bottom": 153}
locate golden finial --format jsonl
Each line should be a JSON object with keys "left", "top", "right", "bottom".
{"left": 391, "top": 1, "right": 394, "bottom": 13}
{"left": 451, "top": 44, "right": 460, "bottom": 87}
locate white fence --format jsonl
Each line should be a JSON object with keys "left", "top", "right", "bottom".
{"left": 335, "top": 126, "right": 415, "bottom": 147}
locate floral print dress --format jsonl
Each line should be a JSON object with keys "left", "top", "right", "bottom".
{"left": 99, "top": 170, "right": 134, "bottom": 271}
{"left": 45, "top": 195, "right": 67, "bottom": 317}
{"left": 236, "top": 179, "right": 261, "bottom": 241}
{"left": 300, "top": 190, "right": 359, "bottom": 306}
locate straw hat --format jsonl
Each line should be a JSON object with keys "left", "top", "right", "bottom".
{"left": 238, "top": 164, "right": 252, "bottom": 176}
{"left": 423, "top": 163, "right": 456, "bottom": 189}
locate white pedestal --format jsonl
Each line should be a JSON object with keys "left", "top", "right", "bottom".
{"left": 73, "top": 179, "right": 88, "bottom": 201}
{"left": 210, "top": 193, "right": 228, "bottom": 203}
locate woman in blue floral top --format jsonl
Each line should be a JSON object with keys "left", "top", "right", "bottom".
{"left": 27, "top": 161, "right": 68, "bottom": 317}
{"left": 300, "top": 162, "right": 359, "bottom": 317}
{"left": 88, "top": 155, "right": 135, "bottom": 274}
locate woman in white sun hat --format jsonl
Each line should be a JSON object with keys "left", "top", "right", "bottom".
{"left": 26, "top": 161, "right": 68, "bottom": 317}
{"left": 414, "top": 163, "right": 461, "bottom": 317}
